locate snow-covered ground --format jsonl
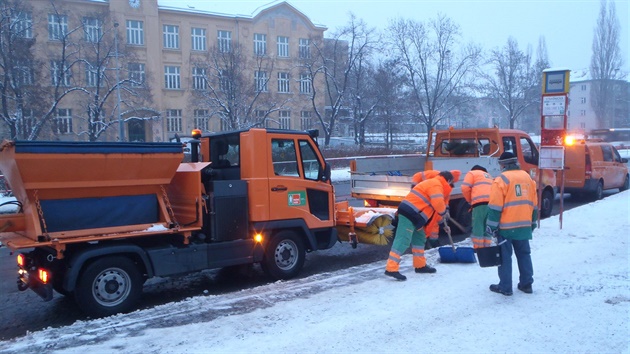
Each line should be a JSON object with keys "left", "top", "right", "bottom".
{"left": 0, "top": 187, "right": 628, "bottom": 353}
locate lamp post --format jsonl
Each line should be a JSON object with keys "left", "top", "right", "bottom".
{"left": 114, "top": 22, "right": 124, "bottom": 141}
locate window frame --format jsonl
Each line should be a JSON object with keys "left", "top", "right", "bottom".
{"left": 191, "top": 27, "right": 207, "bottom": 51}
{"left": 164, "top": 65, "right": 181, "bottom": 89}
{"left": 163, "top": 24, "right": 180, "bottom": 49}
{"left": 278, "top": 71, "right": 290, "bottom": 93}
{"left": 166, "top": 109, "right": 182, "bottom": 132}
{"left": 253, "top": 33, "right": 267, "bottom": 56}
{"left": 48, "top": 13, "right": 68, "bottom": 41}
{"left": 217, "top": 30, "right": 231, "bottom": 53}
{"left": 277, "top": 36, "right": 289, "bottom": 57}
{"left": 192, "top": 66, "right": 207, "bottom": 90}
{"left": 126, "top": 20, "right": 144, "bottom": 45}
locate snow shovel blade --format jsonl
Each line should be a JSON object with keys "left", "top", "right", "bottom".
{"left": 438, "top": 226, "right": 476, "bottom": 263}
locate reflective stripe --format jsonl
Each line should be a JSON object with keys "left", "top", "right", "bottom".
{"left": 475, "top": 181, "right": 492, "bottom": 186}
{"left": 411, "top": 189, "right": 432, "bottom": 206}
{"left": 429, "top": 193, "right": 444, "bottom": 199}
{"left": 400, "top": 200, "right": 421, "bottom": 213}
{"left": 462, "top": 182, "right": 473, "bottom": 187}
{"left": 487, "top": 220, "right": 499, "bottom": 228}
{"left": 411, "top": 246, "right": 425, "bottom": 256}
{"left": 488, "top": 203, "right": 503, "bottom": 212}
{"left": 499, "top": 220, "right": 533, "bottom": 228}
{"left": 500, "top": 174, "right": 510, "bottom": 185}
{"left": 471, "top": 194, "right": 490, "bottom": 202}
{"left": 504, "top": 200, "right": 535, "bottom": 208}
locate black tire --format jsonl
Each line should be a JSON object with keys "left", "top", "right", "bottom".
{"left": 540, "top": 189, "right": 554, "bottom": 218}
{"left": 591, "top": 180, "right": 603, "bottom": 201}
{"left": 262, "top": 231, "right": 305, "bottom": 280}
{"left": 620, "top": 175, "right": 629, "bottom": 192}
{"left": 74, "top": 256, "right": 142, "bottom": 317}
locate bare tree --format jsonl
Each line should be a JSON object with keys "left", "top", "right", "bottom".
{"left": 480, "top": 37, "right": 539, "bottom": 129}
{"left": 304, "top": 14, "right": 376, "bottom": 146}
{"left": 387, "top": 14, "right": 481, "bottom": 133}
{"left": 190, "top": 42, "right": 291, "bottom": 131}
{"left": 590, "top": 0, "right": 625, "bottom": 128}
{"left": 372, "top": 58, "right": 405, "bottom": 149}
{"left": 70, "top": 13, "right": 153, "bottom": 141}
{"left": 0, "top": 0, "right": 43, "bottom": 140}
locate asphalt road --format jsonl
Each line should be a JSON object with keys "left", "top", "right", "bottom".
{"left": 0, "top": 183, "right": 608, "bottom": 341}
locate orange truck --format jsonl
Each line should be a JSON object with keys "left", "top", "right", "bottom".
{"left": 350, "top": 128, "right": 558, "bottom": 230}
{"left": 0, "top": 128, "right": 388, "bottom": 317}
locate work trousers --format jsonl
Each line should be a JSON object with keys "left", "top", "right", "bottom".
{"left": 385, "top": 214, "right": 428, "bottom": 272}
{"left": 470, "top": 204, "right": 490, "bottom": 249}
{"left": 496, "top": 235, "right": 534, "bottom": 293}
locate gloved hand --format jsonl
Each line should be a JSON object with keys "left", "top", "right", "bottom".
{"left": 440, "top": 211, "right": 450, "bottom": 224}
{"left": 485, "top": 225, "right": 497, "bottom": 238}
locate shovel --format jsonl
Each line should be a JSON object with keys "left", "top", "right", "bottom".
{"left": 438, "top": 223, "right": 476, "bottom": 264}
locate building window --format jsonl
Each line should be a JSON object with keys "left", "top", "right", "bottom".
{"left": 192, "top": 67, "right": 206, "bottom": 90}
{"left": 50, "top": 60, "right": 71, "bottom": 86}
{"left": 279, "top": 110, "right": 291, "bottom": 129}
{"left": 278, "top": 72, "right": 290, "bottom": 93}
{"left": 85, "top": 62, "right": 102, "bottom": 87}
{"left": 48, "top": 14, "right": 68, "bottom": 40}
{"left": 55, "top": 108, "right": 73, "bottom": 134}
{"left": 581, "top": 84, "right": 586, "bottom": 91}
{"left": 12, "top": 11, "right": 32, "bottom": 38}
{"left": 166, "top": 109, "right": 182, "bottom": 132}
{"left": 299, "top": 73, "right": 311, "bottom": 94}
{"left": 14, "top": 61, "right": 33, "bottom": 85}
{"left": 299, "top": 38, "right": 310, "bottom": 59}
{"left": 126, "top": 20, "right": 144, "bottom": 45}
{"left": 580, "top": 97, "right": 586, "bottom": 104}
{"left": 128, "top": 62, "right": 145, "bottom": 87}
{"left": 580, "top": 122, "right": 586, "bottom": 129}
{"left": 580, "top": 110, "right": 586, "bottom": 116}
{"left": 255, "top": 71, "right": 268, "bottom": 92}
{"left": 20, "top": 109, "right": 35, "bottom": 136}
{"left": 194, "top": 109, "right": 209, "bottom": 131}
{"left": 164, "top": 66, "right": 181, "bottom": 89}
{"left": 219, "top": 69, "right": 231, "bottom": 92}
{"left": 83, "top": 17, "right": 102, "bottom": 42}
{"left": 277, "top": 36, "right": 289, "bottom": 57}
{"left": 217, "top": 30, "right": 231, "bottom": 53}
{"left": 191, "top": 27, "right": 206, "bottom": 51}
{"left": 254, "top": 33, "right": 267, "bottom": 56}
{"left": 163, "top": 25, "right": 179, "bottom": 49}
{"left": 300, "top": 111, "right": 312, "bottom": 130}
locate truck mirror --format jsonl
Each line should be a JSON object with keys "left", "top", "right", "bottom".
{"left": 321, "top": 163, "right": 331, "bottom": 183}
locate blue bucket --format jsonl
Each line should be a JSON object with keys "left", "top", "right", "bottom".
{"left": 439, "top": 246, "right": 476, "bottom": 263}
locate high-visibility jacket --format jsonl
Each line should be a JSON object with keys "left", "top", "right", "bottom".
{"left": 411, "top": 170, "right": 440, "bottom": 185}
{"left": 398, "top": 175, "right": 453, "bottom": 229}
{"left": 461, "top": 170, "right": 493, "bottom": 207}
{"left": 487, "top": 168, "right": 538, "bottom": 240}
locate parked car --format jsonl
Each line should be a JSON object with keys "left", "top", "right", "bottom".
{"left": 559, "top": 140, "right": 629, "bottom": 200}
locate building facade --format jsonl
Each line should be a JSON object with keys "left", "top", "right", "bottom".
{"left": 1, "top": 0, "right": 326, "bottom": 142}
{"left": 567, "top": 70, "right": 630, "bottom": 134}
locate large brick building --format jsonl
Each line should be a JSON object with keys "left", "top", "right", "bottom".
{"left": 1, "top": 0, "right": 326, "bottom": 142}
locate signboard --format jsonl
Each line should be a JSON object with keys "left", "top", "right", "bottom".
{"left": 542, "top": 69, "right": 570, "bottom": 94}
{"left": 539, "top": 146, "right": 565, "bottom": 169}
{"left": 542, "top": 96, "right": 566, "bottom": 116}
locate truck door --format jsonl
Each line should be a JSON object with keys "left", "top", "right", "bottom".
{"left": 266, "top": 134, "right": 334, "bottom": 229}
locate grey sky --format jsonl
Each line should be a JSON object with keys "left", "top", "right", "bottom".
{"left": 164, "top": 0, "right": 629, "bottom": 73}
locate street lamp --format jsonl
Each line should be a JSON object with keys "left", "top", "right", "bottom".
{"left": 114, "top": 22, "right": 124, "bottom": 141}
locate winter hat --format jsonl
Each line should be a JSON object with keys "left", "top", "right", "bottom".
{"left": 498, "top": 152, "right": 518, "bottom": 165}
{"left": 471, "top": 165, "right": 487, "bottom": 172}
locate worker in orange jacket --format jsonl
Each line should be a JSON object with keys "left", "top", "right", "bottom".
{"left": 385, "top": 170, "right": 456, "bottom": 281}
{"left": 461, "top": 165, "right": 493, "bottom": 249}
{"left": 486, "top": 152, "right": 538, "bottom": 296}
{"left": 411, "top": 170, "right": 461, "bottom": 248}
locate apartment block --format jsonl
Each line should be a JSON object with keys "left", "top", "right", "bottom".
{"left": 2, "top": 0, "right": 326, "bottom": 142}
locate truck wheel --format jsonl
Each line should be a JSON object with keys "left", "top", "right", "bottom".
{"left": 75, "top": 256, "right": 142, "bottom": 317}
{"left": 262, "top": 231, "right": 305, "bottom": 280}
{"left": 540, "top": 189, "right": 554, "bottom": 218}
{"left": 620, "top": 175, "right": 629, "bottom": 192}
{"left": 591, "top": 181, "right": 604, "bottom": 200}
